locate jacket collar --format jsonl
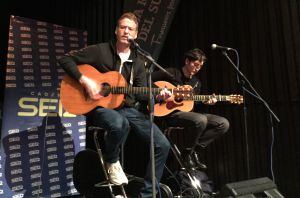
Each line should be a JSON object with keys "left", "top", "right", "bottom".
{"left": 109, "top": 39, "right": 137, "bottom": 61}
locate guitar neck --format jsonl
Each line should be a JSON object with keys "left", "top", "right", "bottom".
{"left": 109, "top": 86, "right": 164, "bottom": 95}
{"left": 192, "top": 95, "right": 229, "bottom": 102}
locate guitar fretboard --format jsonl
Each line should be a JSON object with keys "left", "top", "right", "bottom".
{"left": 108, "top": 86, "right": 166, "bottom": 95}
{"left": 192, "top": 95, "right": 229, "bottom": 102}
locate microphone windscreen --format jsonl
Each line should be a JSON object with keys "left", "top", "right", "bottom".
{"left": 211, "top": 44, "right": 217, "bottom": 49}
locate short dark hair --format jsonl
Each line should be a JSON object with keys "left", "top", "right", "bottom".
{"left": 184, "top": 48, "right": 207, "bottom": 62}
{"left": 117, "top": 12, "right": 139, "bottom": 30}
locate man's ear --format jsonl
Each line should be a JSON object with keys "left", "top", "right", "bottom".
{"left": 185, "top": 58, "right": 189, "bottom": 65}
{"left": 132, "top": 31, "right": 138, "bottom": 39}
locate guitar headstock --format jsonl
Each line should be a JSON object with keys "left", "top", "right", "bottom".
{"left": 173, "top": 85, "right": 193, "bottom": 92}
{"left": 227, "top": 94, "right": 244, "bottom": 104}
{"left": 173, "top": 85, "right": 193, "bottom": 100}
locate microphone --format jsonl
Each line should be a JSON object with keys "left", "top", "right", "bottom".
{"left": 127, "top": 36, "right": 152, "bottom": 58}
{"left": 128, "top": 37, "right": 139, "bottom": 48}
{"left": 211, "top": 43, "right": 233, "bottom": 51}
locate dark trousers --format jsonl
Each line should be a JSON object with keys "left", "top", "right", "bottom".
{"left": 91, "top": 106, "right": 170, "bottom": 198}
{"left": 165, "top": 111, "right": 230, "bottom": 149}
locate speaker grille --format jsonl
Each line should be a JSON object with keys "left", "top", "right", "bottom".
{"left": 221, "top": 177, "right": 284, "bottom": 197}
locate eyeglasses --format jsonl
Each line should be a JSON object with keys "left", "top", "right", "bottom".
{"left": 191, "top": 61, "right": 204, "bottom": 69}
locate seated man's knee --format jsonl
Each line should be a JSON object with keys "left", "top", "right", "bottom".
{"left": 110, "top": 116, "right": 130, "bottom": 133}
{"left": 220, "top": 117, "right": 230, "bottom": 134}
{"left": 195, "top": 115, "right": 208, "bottom": 130}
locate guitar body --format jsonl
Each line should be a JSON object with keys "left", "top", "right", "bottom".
{"left": 60, "top": 64, "right": 126, "bottom": 115}
{"left": 154, "top": 81, "right": 194, "bottom": 117}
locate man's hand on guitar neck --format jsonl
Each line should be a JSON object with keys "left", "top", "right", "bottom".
{"left": 156, "top": 86, "right": 173, "bottom": 103}
{"left": 79, "top": 75, "right": 103, "bottom": 100}
{"left": 203, "top": 93, "right": 217, "bottom": 105}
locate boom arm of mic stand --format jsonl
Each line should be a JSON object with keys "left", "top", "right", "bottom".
{"left": 136, "top": 47, "right": 175, "bottom": 79}
{"left": 221, "top": 50, "right": 280, "bottom": 123}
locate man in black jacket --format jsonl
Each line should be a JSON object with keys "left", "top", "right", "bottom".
{"left": 152, "top": 48, "right": 229, "bottom": 169}
{"left": 59, "top": 12, "right": 170, "bottom": 197}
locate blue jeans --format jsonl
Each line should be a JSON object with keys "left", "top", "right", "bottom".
{"left": 91, "top": 106, "right": 170, "bottom": 197}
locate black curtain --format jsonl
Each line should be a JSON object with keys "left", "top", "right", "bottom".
{"left": 1, "top": 0, "right": 299, "bottom": 197}
{"left": 158, "top": 0, "right": 300, "bottom": 197}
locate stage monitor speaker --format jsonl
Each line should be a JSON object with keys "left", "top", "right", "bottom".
{"left": 220, "top": 177, "right": 284, "bottom": 198}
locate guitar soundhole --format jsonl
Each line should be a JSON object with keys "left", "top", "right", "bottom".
{"left": 174, "top": 98, "right": 183, "bottom": 103}
{"left": 100, "top": 83, "right": 111, "bottom": 97}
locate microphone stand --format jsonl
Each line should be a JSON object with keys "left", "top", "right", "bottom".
{"left": 221, "top": 50, "right": 280, "bottom": 180}
{"left": 130, "top": 41, "right": 174, "bottom": 198}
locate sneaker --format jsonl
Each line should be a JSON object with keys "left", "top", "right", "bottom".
{"left": 106, "top": 161, "right": 128, "bottom": 185}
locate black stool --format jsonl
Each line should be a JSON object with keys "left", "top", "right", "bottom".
{"left": 89, "top": 126, "right": 127, "bottom": 198}
{"left": 164, "top": 126, "right": 204, "bottom": 197}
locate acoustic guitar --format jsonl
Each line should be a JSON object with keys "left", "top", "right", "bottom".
{"left": 60, "top": 64, "right": 169, "bottom": 115}
{"left": 153, "top": 81, "right": 243, "bottom": 117}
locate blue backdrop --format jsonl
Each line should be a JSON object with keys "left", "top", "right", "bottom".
{"left": 0, "top": 16, "right": 87, "bottom": 197}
